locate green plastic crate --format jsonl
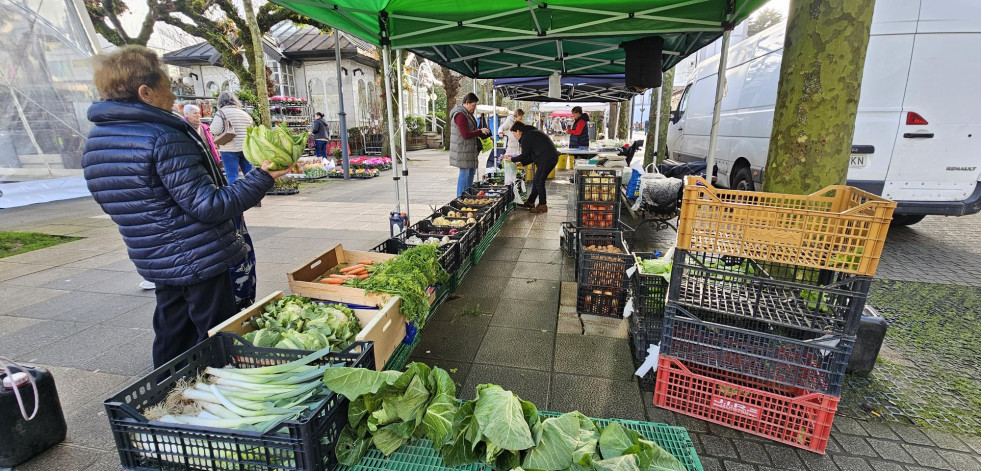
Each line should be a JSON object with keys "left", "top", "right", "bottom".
{"left": 382, "top": 335, "right": 418, "bottom": 371}
{"left": 340, "top": 413, "right": 701, "bottom": 471}
{"left": 471, "top": 204, "right": 513, "bottom": 264}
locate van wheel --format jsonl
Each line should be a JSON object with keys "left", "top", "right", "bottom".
{"left": 891, "top": 215, "right": 925, "bottom": 226}
{"left": 731, "top": 167, "right": 754, "bottom": 191}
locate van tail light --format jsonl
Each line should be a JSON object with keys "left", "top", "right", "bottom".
{"left": 906, "top": 112, "right": 928, "bottom": 125}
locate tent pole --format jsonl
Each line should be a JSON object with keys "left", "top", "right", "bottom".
{"left": 382, "top": 44, "right": 402, "bottom": 213}
{"left": 706, "top": 29, "right": 731, "bottom": 185}
{"left": 397, "top": 50, "right": 411, "bottom": 222}
{"left": 334, "top": 31, "right": 351, "bottom": 179}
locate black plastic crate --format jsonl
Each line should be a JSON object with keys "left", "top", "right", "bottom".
{"left": 618, "top": 221, "right": 636, "bottom": 248}
{"left": 560, "top": 222, "right": 577, "bottom": 258}
{"left": 628, "top": 321, "right": 658, "bottom": 391}
{"left": 668, "top": 250, "right": 871, "bottom": 338}
{"left": 576, "top": 285, "right": 628, "bottom": 317}
{"left": 576, "top": 202, "right": 619, "bottom": 229}
{"left": 104, "top": 334, "right": 374, "bottom": 471}
{"left": 470, "top": 182, "right": 513, "bottom": 205}
{"left": 432, "top": 206, "right": 490, "bottom": 240}
{"left": 413, "top": 219, "right": 477, "bottom": 260}
{"left": 578, "top": 229, "right": 631, "bottom": 291}
{"left": 447, "top": 199, "right": 495, "bottom": 225}
{"left": 630, "top": 314, "right": 661, "bottom": 364}
{"left": 633, "top": 252, "right": 670, "bottom": 323}
{"left": 575, "top": 168, "right": 620, "bottom": 204}
{"left": 370, "top": 237, "right": 406, "bottom": 255}
{"left": 372, "top": 234, "right": 461, "bottom": 274}
{"left": 661, "top": 303, "right": 854, "bottom": 396}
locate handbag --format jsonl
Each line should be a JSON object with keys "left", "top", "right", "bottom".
{"left": 212, "top": 109, "right": 237, "bottom": 146}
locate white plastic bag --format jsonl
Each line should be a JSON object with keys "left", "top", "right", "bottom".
{"left": 503, "top": 160, "right": 518, "bottom": 185}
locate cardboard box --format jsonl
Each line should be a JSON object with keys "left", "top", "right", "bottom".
{"left": 209, "top": 291, "right": 406, "bottom": 370}
{"left": 288, "top": 244, "right": 396, "bottom": 306}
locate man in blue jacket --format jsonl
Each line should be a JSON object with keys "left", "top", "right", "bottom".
{"left": 83, "top": 46, "right": 291, "bottom": 367}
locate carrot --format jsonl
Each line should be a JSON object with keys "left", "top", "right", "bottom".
{"left": 356, "top": 260, "right": 374, "bottom": 265}
{"left": 340, "top": 264, "right": 364, "bottom": 274}
{"left": 321, "top": 278, "right": 345, "bottom": 285}
{"left": 358, "top": 274, "right": 370, "bottom": 280}
{"left": 329, "top": 274, "right": 348, "bottom": 279}
{"left": 351, "top": 268, "right": 368, "bottom": 276}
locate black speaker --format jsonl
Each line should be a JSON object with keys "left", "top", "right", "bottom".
{"left": 622, "top": 36, "right": 664, "bottom": 89}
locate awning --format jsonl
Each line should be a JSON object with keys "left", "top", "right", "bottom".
{"left": 494, "top": 74, "right": 638, "bottom": 102}
{"left": 272, "top": 0, "right": 768, "bottom": 78}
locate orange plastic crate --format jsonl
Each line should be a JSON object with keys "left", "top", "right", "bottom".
{"left": 653, "top": 355, "right": 838, "bottom": 454}
{"left": 677, "top": 177, "right": 896, "bottom": 276}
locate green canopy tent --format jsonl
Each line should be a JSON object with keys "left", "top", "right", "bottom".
{"left": 272, "top": 0, "right": 767, "bottom": 217}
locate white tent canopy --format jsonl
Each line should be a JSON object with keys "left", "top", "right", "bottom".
{"left": 475, "top": 105, "right": 510, "bottom": 116}
{"left": 536, "top": 102, "right": 608, "bottom": 113}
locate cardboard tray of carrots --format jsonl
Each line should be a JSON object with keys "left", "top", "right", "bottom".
{"left": 287, "top": 244, "right": 398, "bottom": 306}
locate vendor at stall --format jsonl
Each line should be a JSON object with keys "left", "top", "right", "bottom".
{"left": 566, "top": 106, "right": 590, "bottom": 149}
{"left": 450, "top": 92, "right": 491, "bottom": 196}
{"left": 507, "top": 121, "right": 559, "bottom": 213}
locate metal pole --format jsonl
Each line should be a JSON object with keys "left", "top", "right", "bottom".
{"left": 334, "top": 31, "right": 351, "bottom": 179}
{"left": 381, "top": 45, "right": 402, "bottom": 212}
{"left": 397, "top": 50, "right": 411, "bottom": 222}
{"left": 706, "top": 29, "right": 732, "bottom": 185}
{"left": 492, "top": 86, "right": 497, "bottom": 134}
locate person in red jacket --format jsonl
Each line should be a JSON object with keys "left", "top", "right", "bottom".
{"left": 566, "top": 106, "right": 590, "bottom": 149}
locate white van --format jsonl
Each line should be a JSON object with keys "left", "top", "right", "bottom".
{"left": 666, "top": 0, "right": 981, "bottom": 225}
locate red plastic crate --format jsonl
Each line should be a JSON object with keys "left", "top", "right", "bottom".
{"left": 653, "top": 355, "right": 838, "bottom": 454}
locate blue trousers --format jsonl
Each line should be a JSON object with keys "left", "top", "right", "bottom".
{"left": 457, "top": 168, "right": 477, "bottom": 197}
{"left": 314, "top": 140, "right": 328, "bottom": 158}
{"left": 220, "top": 151, "right": 253, "bottom": 183}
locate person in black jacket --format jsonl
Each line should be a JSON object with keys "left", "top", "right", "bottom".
{"left": 508, "top": 121, "right": 559, "bottom": 213}
{"left": 83, "top": 46, "right": 292, "bottom": 367}
{"left": 311, "top": 112, "right": 329, "bottom": 158}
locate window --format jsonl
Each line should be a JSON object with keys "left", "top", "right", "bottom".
{"left": 206, "top": 81, "right": 219, "bottom": 96}
{"left": 677, "top": 84, "right": 691, "bottom": 116}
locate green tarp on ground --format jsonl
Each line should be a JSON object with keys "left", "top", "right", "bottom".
{"left": 273, "top": 0, "right": 768, "bottom": 78}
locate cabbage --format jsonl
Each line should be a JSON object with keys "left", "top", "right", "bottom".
{"left": 243, "top": 123, "right": 308, "bottom": 171}
{"left": 245, "top": 295, "right": 361, "bottom": 351}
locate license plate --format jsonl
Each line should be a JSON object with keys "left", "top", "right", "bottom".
{"left": 849, "top": 154, "right": 869, "bottom": 168}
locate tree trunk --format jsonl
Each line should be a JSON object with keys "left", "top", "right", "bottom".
{"left": 617, "top": 100, "right": 630, "bottom": 141}
{"left": 608, "top": 102, "right": 619, "bottom": 139}
{"left": 657, "top": 68, "right": 675, "bottom": 164}
{"left": 242, "top": 0, "right": 270, "bottom": 127}
{"left": 643, "top": 88, "right": 659, "bottom": 167}
{"left": 441, "top": 67, "right": 461, "bottom": 151}
{"left": 762, "top": 0, "right": 875, "bottom": 194}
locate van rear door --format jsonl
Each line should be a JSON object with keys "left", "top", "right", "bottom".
{"left": 882, "top": 2, "right": 981, "bottom": 208}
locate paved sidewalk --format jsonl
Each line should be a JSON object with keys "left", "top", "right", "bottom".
{"left": 1, "top": 149, "right": 978, "bottom": 470}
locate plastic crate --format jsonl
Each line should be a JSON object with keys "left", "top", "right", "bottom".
{"left": 677, "top": 176, "right": 896, "bottom": 276}
{"left": 577, "top": 285, "right": 628, "bottom": 317}
{"left": 661, "top": 304, "right": 854, "bottom": 396}
{"left": 341, "top": 413, "right": 702, "bottom": 471}
{"left": 628, "top": 326, "right": 658, "bottom": 391}
{"left": 105, "top": 334, "right": 374, "bottom": 471}
{"left": 618, "top": 221, "right": 636, "bottom": 248}
{"left": 653, "top": 355, "right": 837, "bottom": 454}
{"left": 434, "top": 205, "right": 492, "bottom": 238}
{"left": 470, "top": 203, "right": 512, "bottom": 265}
{"left": 576, "top": 168, "right": 620, "bottom": 204}
{"left": 369, "top": 235, "right": 460, "bottom": 275}
{"left": 578, "top": 229, "right": 631, "bottom": 291}
{"left": 560, "top": 222, "right": 577, "bottom": 258}
{"left": 447, "top": 200, "right": 496, "bottom": 226}
{"left": 413, "top": 220, "right": 478, "bottom": 260}
{"left": 633, "top": 252, "right": 670, "bottom": 328}
{"left": 576, "top": 202, "right": 619, "bottom": 229}
{"left": 668, "top": 250, "right": 870, "bottom": 338}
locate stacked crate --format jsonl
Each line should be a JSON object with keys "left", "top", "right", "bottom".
{"left": 575, "top": 169, "right": 621, "bottom": 230}
{"left": 577, "top": 229, "right": 631, "bottom": 317}
{"left": 653, "top": 177, "right": 896, "bottom": 454}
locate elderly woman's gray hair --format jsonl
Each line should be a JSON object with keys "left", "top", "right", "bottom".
{"left": 217, "top": 92, "right": 241, "bottom": 108}
{"left": 182, "top": 104, "right": 201, "bottom": 117}
{"left": 92, "top": 45, "right": 166, "bottom": 102}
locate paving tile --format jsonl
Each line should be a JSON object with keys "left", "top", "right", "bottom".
{"left": 697, "top": 456, "right": 723, "bottom": 471}
{"left": 502, "top": 277, "right": 560, "bottom": 303}
{"left": 921, "top": 430, "right": 973, "bottom": 453}
{"left": 0, "top": 285, "right": 68, "bottom": 316}
{"left": 834, "top": 435, "right": 878, "bottom": 457}
{"left": 553, "top": 333, "right": 635, "bottom": 380}
{"left": 63, "top": 400, "right": 117, "bottom": 451}
{"left": 797, "top": 450, "right": 841, "bottom": 471}
{"left": 101, "top": 301, "right": 155, "bottom": 329}
{"left": 468, "top": 259, "right": 517, "bottom": 278}
{"left": 455, "top": 275, "right": 510, "bottom": 299}
{"left": 524, "top": 238, "right": 561, "bottom": 250}
{"left": 0, "top": 319, "right": 85, "bottom": 359}
{"left": 517, "top": 248, "right": 563, "bottom": 265}
{"left": 12, "top": 443, "right": 104, "bottom": 471}
{"left": 527, "top": 229, "right": 557, "bottom": 240}
{"left": 581, "top": 314, "right": 629, "bottom": 338}
{"left": 890, "top": 425, "right": 935, "bottom": 446}
{"left": 42, "top": 365, "right": 133, "bottom": 413}
{"left": 557, "top": 316, "right": 583, "bottom": 335}
{"left": 641, "top": 391, "right": 678, "bottom": 425}
{"left": 511, "top": 262, "right": 562, "bottom": 280}
{"left": 560, "top": 281, "right": 578, "bottom": 306}
{"left": 934, "top": 450, "right": 981, "bottom": 471}
{"left": 491, "top": 299, "right": 557, "bottom": 331}
{"left": 548, "top": 373, "right": 645, "bottom": 421}
{"left": 429, "top": 296, "right": 498, "bottom": 328}
{"left": 460, "top": 364, "right": 550, "bottom": 406}
{"left": 699, "top": 434, "right": 739, "bottom": 459}
{"left": 707, "top": 422, "right": 744, "bottom": 439}
{"left": 21, "top": 325, "right": 149, "bottom": 369}
{"left": 86, "top": 331, "right": 155, "bottom": 376}
{"left": 734, "top": 441, "right": 772, "bottom": 466}
{"left": 901, "top": 444, "right": 953, "bottom": 469}
{"left": 0, "top": 261, "right": 49, "bottom": 282}
{"left": 864, "top": 460, "right": 905, "bottom": 471}
{"left": 480, "top": 244, "right": 522, "bottom": 261}
{"left": 763, "top": 444, "right": 806, "bottom": 470}
{"left": 859, "top": 420, "right": 901, "bottom": 440}
{"left": 865, "top": 438, "right": 916, "bottom": 464}
{"left": 721, "top": 461, "right": 755, "bottom": 471}
{"left": 830, "top": 456, "right": 873, "bottom": 471}
{"left": 413, "top": 320, "right": 488, "bottom": 363}
{"left": 674, "top": 414, "right": 710, "bottom": 433}
{"left": 474, "top": 326, "right": 553, "bottom": 370}
{"left": 833, "top": 416, "right": 871, "bottom": 436}
{"left": 0, "top": 315, "right": 40, "bottom": 335}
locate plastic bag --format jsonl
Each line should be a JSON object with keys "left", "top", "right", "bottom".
{"left": 480, "top": 137, "right": 494, "bottom": 152}
{"left": 632, "top": 173, "right": 682, "bottom": 214}
{"left": 503, "top": 159, "right": 518, "bottom": 185}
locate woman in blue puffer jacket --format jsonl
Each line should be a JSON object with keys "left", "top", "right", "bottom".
{"left": 83, "top": 46, "right": 292, "bottom": 367}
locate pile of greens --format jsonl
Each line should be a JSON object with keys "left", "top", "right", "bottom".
{"left": 323, "top": 365, "right": 686, "bottom": 471}
{"left": 637, "top": 255, "right": 672, "bottom": 282}
{"left": 242, "top": 295, "right": 361, "bottom": 351}
{"left": 347, "top": 244, "right": 449, "bottom": 328}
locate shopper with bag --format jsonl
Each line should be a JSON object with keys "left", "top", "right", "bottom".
{"left": 311, "top": 112, "right": 330, "bottom": 158}
{"left": 507, "top": 121, "right": 559, "bottom": 213}
{"left": 210, "top": 92, "right": 256, "bottom": 183}
{"left": 449, "top": 92, "right": 491, "bottom": 196}
{"left": 497, "top": 108, "right": 525, "bottom": 155}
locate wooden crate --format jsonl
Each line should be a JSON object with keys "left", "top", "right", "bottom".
{"left": 287, "top": 244, "right": 397, "bottom": 306}
{"left": 209, "top": 291, "right": 406, "bottom": 370}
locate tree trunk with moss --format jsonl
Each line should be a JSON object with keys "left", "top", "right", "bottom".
{"left": 608, "top": 102, "right": 619, "bottom": 139}
{"left": 762, "top": 0, "right": 875, "bottom": 194}
{"left": 657, "top": 68, "right": 675, "bottom": 164}
{"left": 617, "top": 100, "right": 630, "bottom": 141}
{"left": 242, "top": 0, "right": 270, "bottom": 127}
{"left": 643, "top": 88, "right": 659, "bottom": 167}
{"left": 440, "top": 66, "right": 462, "bottom": 151}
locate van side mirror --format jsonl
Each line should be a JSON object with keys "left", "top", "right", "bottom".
{"left": 670, "top": 110, "right": 680, "bottom": 124}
